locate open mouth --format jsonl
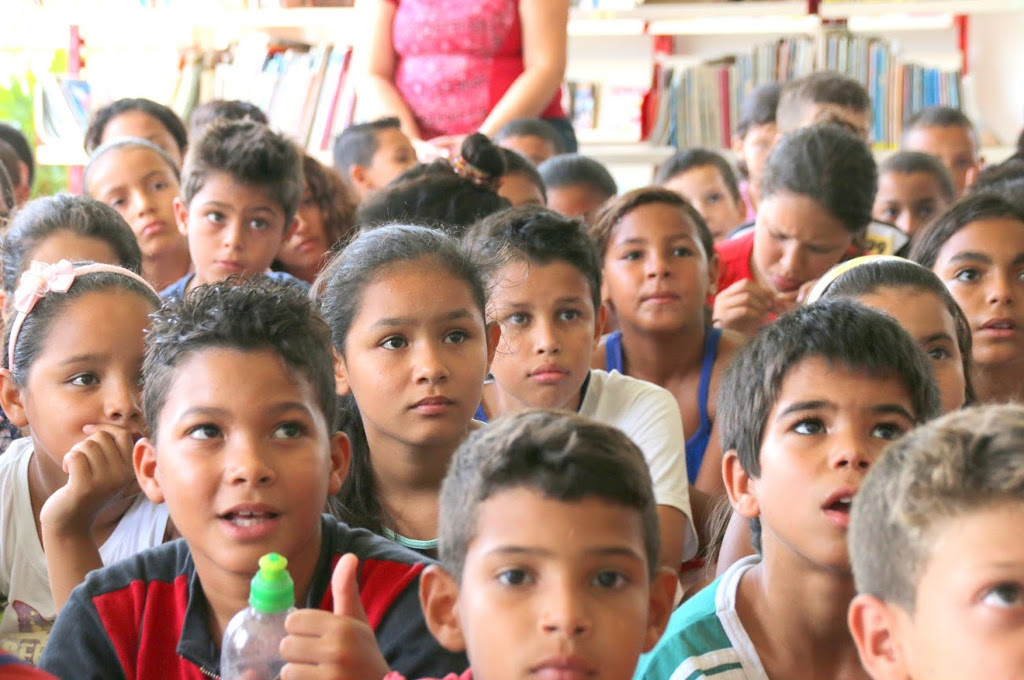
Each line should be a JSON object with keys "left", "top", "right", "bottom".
{"left": 220, "top": 510, "right": 279, "bottom": 527}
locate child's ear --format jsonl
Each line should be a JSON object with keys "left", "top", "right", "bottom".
{"left": 173, "top": 196, "right": 189, "bottom": 236}
{"left": 722, "top": 449, "right": 759, "bottom": 520}
{"left": 594, "top": 302, "right": 608, "bottom": 343}
{"left": 0, "top": 368, "right": 28, "bottom": 428}
{"left": 848, "top": 594, "right": 910, "bottom": 680}
{"left": 644, "top": 567, "right": 679, "bottom": 652}
{"left": 333, "top": 348, "right": 351, "bottom": 397}
{"left": 134, "top": 437, "right": 165, "bottom": 505}
{"left": 328, "top": 431, "right": 351, "bottom": 494}
{"left": 349, "top": 165, "right": 371, "bottom": 192}
{"left": 707, "top": 253, "right": 721, "bottom": 297}
{"left": 419, "top": 564, "right": 466, "bottom": 653}
{"left": 485, "top": 322, "right": 501, "bottom": 370}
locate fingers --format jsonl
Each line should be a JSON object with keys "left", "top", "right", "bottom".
{"left": 331, "top": 553, "right": 367, "bottom": 623}
{"left": 280, "top": 609, "right": 390, "bottom": 680}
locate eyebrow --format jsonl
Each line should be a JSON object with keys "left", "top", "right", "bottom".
{"left": 485, "top": 545, "right": 646, "bottom": 560}
{"left": 502, "top": 296, "right": 587, "bottom": 309}
{"left": 59, "top": 353, "right": 106, "bottom": 366}
{"left": 919, "top": 332, "right": 955, "bottom": 345}
{"left": 949, "top": 251, "right": 992, "bottom": 265}
{"left": 776, "top": 400, "right": 916, "bottom": 422}
{"left": 370, "top": 308, "right": 475, "bottom": 330}
{"left": 178, "top": 401, "right": 313, "bottom": 419}
{"left": 200, "top": 200, "right": 279, "bottom": 215}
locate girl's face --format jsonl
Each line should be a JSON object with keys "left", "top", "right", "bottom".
{"left": 336, "top": 257, "right": 496, "bottom": 452}
{"left": 10, "top": 289, "right": 151, "bottom": 482}
{"left": 602, "top": 202, "right": 716, "bottom": 335}
{"left": 85, "top": 146, "right": 183, "bottom": 258}
{"left": 855, "top": 286, "right": 967, "bottom": 414}
{"left": 100, "top": 110, "right": 183, "bottom": 168}
{"left": 662, "top": 166, "right": 745, "bottom": 241}
{"left": 932, "top": 218, "right": 1024, "bottom": 368}
{"left": 738, "top": 122, "right": 777, "bottom": 184}
{"left": 497, "top": 172, "right": 545, "bottom": 208}
{"left": 277, "top": 190, "right": 329, "bottom": 280}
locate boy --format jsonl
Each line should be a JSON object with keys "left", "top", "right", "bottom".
{"left": 873, "top": 151, "right": 955, "bottom": 237}
{"left": 466, "top": 206, "right": 697, "bottom": 576}
{"left": 494, "top": 117, "right": 564, "bottom": 166}
{"left": 655, "top": 148, "right": 747, "bottom": 241}
{"left": 409, "top": 409, "right": 679, "bottom": 680}
{"left": 847, "top": 404, "right": 1024, "bottom": 680}
{"left": 38, "top": 281, "right": 468, "bottom": 680}
{"left": 164, "top": 119, "right": 307, "bottom": 298}
{"left": 537, "top": 154, "right": 617, "bottom": 224}
{"left": 732, "top": 83, "right": 781, "bottom": 221}
{"left": 333, "top": 117, "right": 418, "bottom": 202}
{"left": 901, "top": 106, "right": 982, "bottom": 196}
{"left": 635, "top": 300, "right": 941, "bottom": 680}
{"left": 776, "top": 71, "right": 872, "bottom": 141}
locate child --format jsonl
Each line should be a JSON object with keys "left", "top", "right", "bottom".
{"left": 493, "top": 116, "right": 564, "bottom": 165}
{"left": 274, "top": 154, "right": 357, "bottom": 284}
{"left": 0, "top": 141, "right": 21, "bottom": 212}
{"left": 83, "top": 137, "right": 191, "bottom": 290}
{"left": 712, "top": 124, "right": 876, "bottom": 336}
{"left": 776, "top": 71, "right": 871, "bottom": 141}
{"left": 0, "top": 261, "right": 169, "bottom": 664}
{"left": 968, "top": 158, "right": 1024, "bottom": 212}
{"left": 498, "top": 147, "right": 546, "bottom": 207}
{"left": 0, "top": 149, "right": 14, "bottom": 219}
{"left": 187, "top": 98, "right": 268, "bottom": 140}
{"left": 84, "top": 97, "right": 188, "bottom": 168}
{"left": 654, "top": 149, "right": 747, "bottom": 242}
{"left": 901, "top": 106, "right": 982, "bottom": 196}
{"left": 732, "top": 83, "right": 781, "bottom": 221}
{"left": 466, "top": 206, "right": 697, "bottom": 572}
{"left": 911, "top": 192, "right": 1024, "bottom": 403}
{"left": 537, "top": 153, "right": 617, "bottom": 223}
{"left": 39, "top": 279, "right": 469, "bottom": 679}
{"left": 589, "top": 187, "right": 743, "bottom": 497}
{"left": 408, "top": 409, "right": 679, "bottom": 680}
{"left": 357, "top": 134, "right": 509, "bottom": 238}
{"left": 333, "top": 117, "right": 419, "bottom": 202}
{"left": 163, "top": 118, "right": 306, "bottom": 298}
{"left": 848, "top": 404, "right": 1024, "bottom": 680}
{"left": 635, "top": 300, "right": 941, "bottom": 680}
{"left": 314, "top": 224, "right": 498, "bottom": 555}
{"left": 0, "top": 122, "right": 34, "bottom": 206}
{"left": 872, "top": 151, "right": 955, "bottom": 237}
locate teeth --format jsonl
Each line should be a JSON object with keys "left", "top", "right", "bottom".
{"left": 837, "top": 498, "right": 852, "bottom": 505}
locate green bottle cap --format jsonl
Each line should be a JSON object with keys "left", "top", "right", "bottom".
{"left": 249, "top": 553, "right": 295, "bottom": 614}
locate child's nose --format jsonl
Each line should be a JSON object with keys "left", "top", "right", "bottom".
{"left": 830, "top": 432, "right": 872, "bottom": 471}
{"left": 104, "top": 381, "right": 143, "bottom": 425}
{"left": 986, "top": 271, "right": 1016, "bottom": 305}
{"left": 541, "top": 585, "right": 591, "bottom": 638}
{"left": 227, "top": 437, "right": 276, "bottom": 486}
{"left": 413, "top": 341, "right": 450, "bottom": 383}
{"left": 645, "top": 252, "right": 670, "bottom": 277}
{"left": 532, "top": 318, "right": 561, "bottom": 355}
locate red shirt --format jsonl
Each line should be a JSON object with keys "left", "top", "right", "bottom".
{"left": 713, "top": 230, "right": 756, "bottom": 296}
{"left": 387, "top": 0, "right": 564, "bottom": 139}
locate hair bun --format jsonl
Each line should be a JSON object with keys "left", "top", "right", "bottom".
{"left": 460, "top": 133, "right": 506, "bottom": 179}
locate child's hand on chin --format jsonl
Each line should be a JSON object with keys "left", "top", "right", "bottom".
{"left": 279, "top": 553, "right": 391, "bottom": 680}
{"left": 40, "top": 423, "right": 141, "bottom": 535}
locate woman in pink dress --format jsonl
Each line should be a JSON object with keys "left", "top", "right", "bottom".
{"left": 360, "top": 0, "right": 574, "bottom": 157}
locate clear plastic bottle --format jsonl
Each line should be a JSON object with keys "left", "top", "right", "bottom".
{"left": 220, "top": 552, "right": 296, "bottom": 680}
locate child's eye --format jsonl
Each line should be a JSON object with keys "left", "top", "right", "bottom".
{"left": 620, "top": 250, "right": 643, "bottom": 261}
{"left": 954, "top": 268, "right": 980, "bottom": 282}
{"left": 880, "top": 207, "right": 899, "bottom": 221}
{"left": 380, "top": 336, "right": 408, "bottom": 350}
{"left": 70, "top": 373, "right": 99, "bottom": 387}
{"left": 153, "top": 181, "right": 170, "bottom": 192}
{"left": 871, "top": 422, "right": 906, "bottom": 440}
{"left": 506, "top": 312, "right": 530, "bottom": 325}
{"left": 272, "top": 422, "right": 306, "bottom": 439}
{"left": 109, "top": 197, "right": 127, "bottom": 209}
{"left": 982, "top": 583, "right": 1023, "bottom": 608}
{"left": 557, "top": 309, "right": 581, "bottom": 322}
{"left": 793, "top": 418, "right": 825, "bottom": 435}
{"left": 497, "top": 568, "right": 532, "bottom": 587}
{"left": 187, "top": 424, "right": 221, "bottom": 440}
{"left": 914, "top": 206, "right": 936, "bottom": 220}
{"left": 672, "top": 247, "right": 695, "bottom": 258}
{"left": 444, "top": 329, "right": 469, "bottom": 344}
{"left": 249, "top": 218, "right": 270, "bottom": 231}
{"left": 704, "top": 192, "right": 722, "bottom": 205}
{"left": 807, "top": 243, "right": 839, "bottom": 256}
{"left": 927, "top": 346, "right": 952, "bottom": 361}
{"left": 592, "top": 570, "right": 628, "bottom": 590}
{"left": 206, "top": 211, "right": 226, "bottom": 224}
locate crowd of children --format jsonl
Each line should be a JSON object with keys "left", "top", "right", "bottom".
{"left": 0, "top": 62, "right": 1020, "bottom": 680}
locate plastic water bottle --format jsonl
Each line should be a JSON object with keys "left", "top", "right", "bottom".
{"left": 220, "top": 552, "right": 296, "bottom": 680}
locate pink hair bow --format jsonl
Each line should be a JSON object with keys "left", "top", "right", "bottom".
{"left": 12, "top": 259, "right": 77, "bottom": 316}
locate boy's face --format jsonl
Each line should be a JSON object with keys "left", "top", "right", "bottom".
{"left": 727, "top": 357, "right": 916, "bottom": 571}
{"left": 735, "top": 122, "right": 777, "bottom": 184}
{"left": 422, "top": 487, "right": 676, "bottom": 680}
{"left": 902, "top": 125, "right": 979, "bottom": 196}
{"left": 174, "top": 171, "right": 294, "bottom": 288}
{"left": 547, "top": 185, "right": 609, "bottom": 224}
{"left": 752, "top": 191, "right": 854, "bottom": 297}
{"left": 362, "top": 128, "right": 417, "bottom": 194}
{"left": 499, "top": 135, "right": 557, "bottom": 166}
{"left": 796, "top": 103, "right": 871, "bottom": 141}
{"left": 873, "top": 170, "right": 951, "bottom": 237}
{"left": 850, "top": 501, "right": 1024, "bottom": 680}
{"left": 488, "top": 261, "right": 603, "bottom": 414}
{"left": 135, "top": 347, "right": 348, "bottom": 585}
{"left": 662, "top": 164, "right": 746, "bottom": 241}
{"left": 498, "top": 172, "right": 545, "bottom": 208}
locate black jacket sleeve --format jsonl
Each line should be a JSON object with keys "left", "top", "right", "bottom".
{"left": 37, "top": 586, "right": 127, "bottom": 680}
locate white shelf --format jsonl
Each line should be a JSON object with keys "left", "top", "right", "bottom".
{"left": 571, "top": 1, "right": 808, "bottom": 21}
{"left": 819, "top": 1, "right": 1024, "bottom": 17}
{"left": 570, "top": 1, "right": 815, "bottom": 35}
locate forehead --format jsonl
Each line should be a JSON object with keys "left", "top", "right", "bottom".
{"left": 773, "top": 355, "right": 913, "bottom": 408}
{"left": 356, "top": 257, "right": 484, "bottom": 319}
{"left": 904, "top": 124, "right": 977, "bottom": 154}
{"left": 87, "top": 147, "right": 177, "bottom": 191}
{"left": 32, "top": 288, "right": 151, "bottom": 362}
{"left": 665, "top": 163, "right": 727, "bottom": 191}
{"left": 877, "top": 171, "right": 947, "bottom": 200}
{"left": 936, "top": 217, "right": 1024, "bottom": 259}
{"left": 490, "top": 259, "right": 594, "bottom": 304}
{"left": 191, "top": 172, "right": 283, "bottom": 214}
{"left": 547, "top": 184, "right": 607, "bottom": 219}
{"left": 857, "top": 287, "right": 956, "bottom": 336}
{"left": 29, "top": 231, "right": 121, "bottom": 266}
{"left": 373, "top": 127, "right": 412, "bottom": 151}
{"left": 611, "top": 202, "right": 702, "bottom": 243}
{"left": 800, "top": 103, "right": 870, "bottom": 138}
{"left": 102, "top": 110, "right": 174, "bottom": 142}
{"left": 758, "top": 191, "right": 850, "bottom": 241}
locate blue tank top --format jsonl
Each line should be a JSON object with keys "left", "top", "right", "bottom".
{"left": 604, "top": 327, "right": 722, "bottom": 484}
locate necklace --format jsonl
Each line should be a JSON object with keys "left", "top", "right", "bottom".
{"left": 381, "top": 526, "right": 439, "bottom": 551}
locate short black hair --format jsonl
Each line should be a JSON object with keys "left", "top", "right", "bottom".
{"left": 590, "top": 186, "right": 713, "bottom": 262}
{"left": 0, "top": 159, "right": 12, "bottom": 217}
{"left": 180, "top": 119, "right": 304, "bottom": 225}
{"left": 356, "top": 133, "right": 509, "bottom": 238}
{"left": 0, "top": 123, "right": 33, "bottom": 184}
{"left": 968, "top": 160, "right": 1024, "bottom": 212}
{"left": 0, "top": 141, "right": 19, "bottom": 209}
{"left": 879, "top": 151, "right": 956, "bottom": 202}
{"left": 776, "top": 71, "right": 871, "bottom": 134}
{"left": 439, "top": 409, "right": 660, "bottom": 582}
{"left": 500, "top": 148, "right": 546, "bottom": 201}
{"left": 84, "top": 97, "right": 188, "bottom": 158}
{"left": 332, "top": 117, "right": 402, "bottom": 173}
{"left": 718, "top": 300, "right": 942, "bottom": 552}
{"left": 143, "top": 279, "right": 336, "bottom": 440}
{"left": 494, "top": 117, "right": 564, "bottom": 154}
{"left": 902, "top": 106, "right": 977, "bottom": 146}
{"left": 187, "top": 99, "right": 268, "bottom": 140}
{"left": 910, "top": 192, "right": 1024, "bottom": 269}
{"left": 761, "top": 124, "right": 878, "bottom": 233}
{"left": 537, "top": 154, "right": 617, "bottom": 198}
{"left": 736, "top": 82, "right": 781, "bottom": 139}
{"left": 1, "top": 194, "right": 142, "bottom": 298}
{"left": 654, "top": 148, "right": 741, "bottom": 204}
{"left": 466, "top": 205, "right": 602, "bottom": 313}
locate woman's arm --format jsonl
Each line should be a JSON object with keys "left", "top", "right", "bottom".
{"left": 355, "top": 0, "right": 423, "bottom": 140}
{"left": 476, "top": 0, "right": 569, "bottom": 137}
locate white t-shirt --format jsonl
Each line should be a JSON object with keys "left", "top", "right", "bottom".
{"left": 0, "top": 437, "right": 169, "bottom": 662}
{"left": 578, "top": 369, "right": 698, "bottom": 560}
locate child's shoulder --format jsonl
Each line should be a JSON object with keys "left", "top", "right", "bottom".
{"left": 581, "top": 369, "right": 678, "bottom": 423}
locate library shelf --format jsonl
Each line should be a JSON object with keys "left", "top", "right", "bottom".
{"left": 819, "top": 0, "right": 1024, "bottom": 17}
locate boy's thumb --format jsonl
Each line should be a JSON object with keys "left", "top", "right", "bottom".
{"left": 332, "top": 552, "right": 367, "bottom": 622}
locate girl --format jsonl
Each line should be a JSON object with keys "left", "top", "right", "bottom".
{"left": 654, "top": 150, "right": 747, "bottom": 242}
{"left": 911, "top": 193, "right": 1024, "bottom": 403}
{"left": 314, "top": 224, "right": 497, "bottom": 555}
{"left": 274, "top": 154, "right": 357, "bottom": 284}
{"left": 83, "top": 138, "right": 191, "bottom": 290}
{"left": 497, "top": 147, "right": 546, "bottom": 208}
{"left": 589, "top": 187, "right": 743, "bottom": 498}
{"left": 0, "top": 260, "right": 169, "bottom": 661}
{"left": 731, "top": 83, "right": 780, "bottom": 221}
{"left": 84, "top": 98, "right": 188, "bottom": 168}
